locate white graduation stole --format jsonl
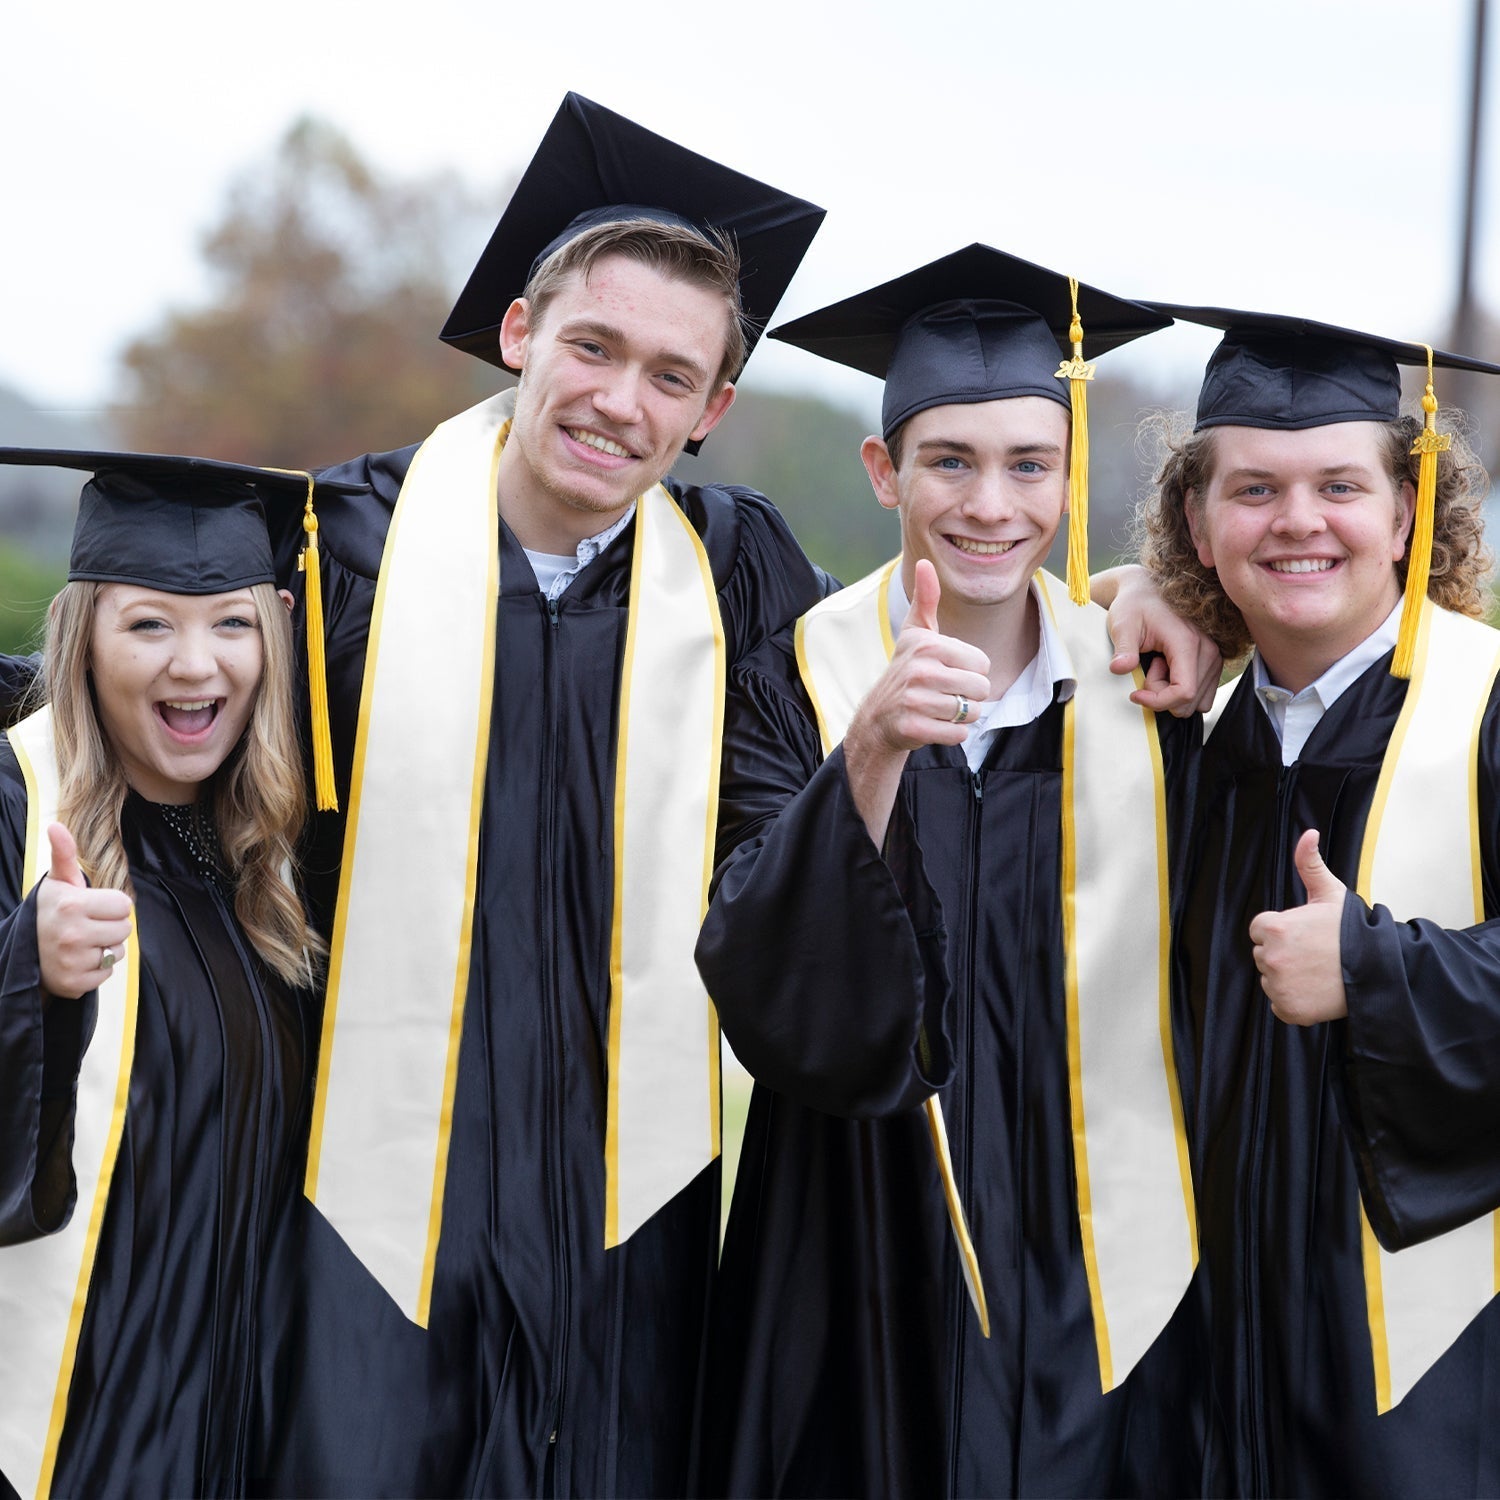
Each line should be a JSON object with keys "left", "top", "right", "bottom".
{"left": 305, "top": 390, "right": 725, "bottom": 1325}
{"left": 0, "top": 706, "right": 139, "bottom": 1500}
{"left": 1356, "top": 600, "right": 1500, "bottom": 1411}
{"left": 795, "top": 563, "right": 1197, "bottom": 1388}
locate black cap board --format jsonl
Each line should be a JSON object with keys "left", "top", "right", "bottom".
{"left": 1146, "top": 303, "right": 1500, "bottom": 431}
{"left": 0, "top": 449, "right": 366, "bottom": 595}
{"left": 440, "top": 93, "right": 826, "bottom": 386}
{"left": 769, "top": 244, "right": 1171, "bottom": 439}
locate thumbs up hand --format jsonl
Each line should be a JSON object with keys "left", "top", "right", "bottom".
{"left": 1247, "top": 828, "right": 1349, "bottom": 1025}
{"left": 904, "top": 555, "right": 942, "bottom": 633}
{"left": 856, "top": 560, "right": 993, "bottom": 757}
{"left": 842, "top": 560, "right": 993, "bottom": 847}
{"left": 36, "top": 823, "right": 134, "bottom": 1000}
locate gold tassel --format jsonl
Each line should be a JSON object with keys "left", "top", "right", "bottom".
{"left": 272, "top": 470, "right": 339, "bottom": 811}
{"left": 1056, "top": 276, "right": 1095, "bottom": 606}
{"left": 299, "top": 491, "right": 339, "bottom": 811}
{"left": 1391, "top": 346, "right": 1450, "bottom": 680}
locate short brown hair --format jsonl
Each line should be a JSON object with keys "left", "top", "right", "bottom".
{"left": 1132, "top": 409, "right": 1494, "bottom": 660}
{"left": 522, "top": 218, "right": 746, "bottom": 390}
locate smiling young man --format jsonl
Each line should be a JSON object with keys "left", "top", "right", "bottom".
{"left": 251, "top": 96, "right": 828, "bottom": 1497}
{"left": 494, "top": 253, "right": 738, "bottom": 547}
{"left": 693, "top": 247, "right": 1204, "bottom": 1498}
{"left": 1134, "top": 309, "right": 1500, "bottom": 1496}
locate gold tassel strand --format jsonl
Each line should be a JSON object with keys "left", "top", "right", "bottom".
{"left": 1056, "top": 276, "right": 1096, "bottom": 606}
{"left": 1392, "top": 346, "right": 1450, "bottom": 680}
{"left": 293, "top": 473, "right": 340, "bottom": 811}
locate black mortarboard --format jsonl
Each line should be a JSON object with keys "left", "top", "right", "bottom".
{"left": 1150, "top": 305, "right": 1500, "bottom": 681}
{"left": 0, "top": 449, "right": 361, "bottom": 592}
{"left": 0, "top": 448, "right": 368, "bottom": 808}
{"left": 770, "top": 243, "right": 1172, "bottom": 439}
{"left": 440, "top": 93, "right": 825, "bottom": 386}
{"left": 1146, "top": 304, "right": 1500, "bottom": 431}
{"left": 770, "top": 244, "right": 1172, "bottom": 601}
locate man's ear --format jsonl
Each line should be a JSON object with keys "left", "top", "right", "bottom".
{"left": 498, "top": 298, "right": 532, "bottom": 370}
{"left": 861, "top": 436, "right": 901, "bottom": 513}
{"left": 690, "top": 382, "right": 736, "bottom": 444}
{"left": 1185, "top": 489, "right": 1215, "bottom": 569}
{"left": 278, "top": 588, "right": 296, "bottom": 613}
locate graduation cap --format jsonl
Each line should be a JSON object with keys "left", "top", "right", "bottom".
{"left": 0, "top": 448, "right": 368, "bottom": 809}
{"left": 1147, "top": 304, "right": 1500, "bottom": 432}
{"left": 770, "top": 243, "right": 1173, "bottom": 603}
{"left": 439, "top": 93, "right": 826, "bottom": 395}
{"left": 1151, "top": 304, "right": 1500, "bottom": 678}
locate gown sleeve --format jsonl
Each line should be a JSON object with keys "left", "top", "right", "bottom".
{"left": 0, "top": 764, "right": 92, "bottom": 1243}
{"left": 695, "top": 643, "right": 953, "bottom": 1119}
{"left": 1337, "top": 688, "right": 1500, "bottom": 1250}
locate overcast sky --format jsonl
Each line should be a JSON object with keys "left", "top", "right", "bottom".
{"left": 4, "top": 0, "right": 1494, "bottom": 427}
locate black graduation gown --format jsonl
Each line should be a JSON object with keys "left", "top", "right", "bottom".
{"left": 1180, "top": 659, "right": 1500, "bottom": 1498}
{"left": 0, "top": 756, "right": 314, "bottom": 1499}
{"left": 256, "top": 447, "right": 829, "bottom": 1498}
{"left": 0, "top": 655, "right": 38, "bottom": 728}
{"left": 693, "top": 628, "right": 1205, "bottom": 1499}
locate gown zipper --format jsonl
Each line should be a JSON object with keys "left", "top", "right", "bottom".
{"left": 945, "top": 768, "right": 985, "bottom": 1497}
{"left": 540, "top": 591, "right": 570, "bottom": 1494}
{"left": 1244, "top": 762, "right": 1295, "bottom": 1496}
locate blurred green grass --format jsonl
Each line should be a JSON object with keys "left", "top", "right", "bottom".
{"left": 0, "top": 544, "right": 61, "bottom": 656}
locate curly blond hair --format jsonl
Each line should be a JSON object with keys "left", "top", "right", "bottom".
{"left": 1132, "top": 409, "right": 1493, "bottom": 660}
{"left": 36, "top": 581, "right": 325, "bottom": 987}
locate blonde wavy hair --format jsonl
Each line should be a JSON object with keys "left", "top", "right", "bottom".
{"left": 1133, "top": 409, "right": 1493, "bottom": 660}
{"left": 36, "top": 581, "right": 325, "bottom": 987}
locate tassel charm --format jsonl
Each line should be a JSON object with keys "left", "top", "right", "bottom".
{"left": 1392, "top": 347, "right": 1450, "bottom": 680}
{"left": 1056, "top": 277, "right": 1095, "bottom": 606}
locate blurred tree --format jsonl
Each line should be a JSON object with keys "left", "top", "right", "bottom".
{"left": 112, "top": 117, "right": 501, "bottom": 466}
{"left": 111, "top": 117, "right": 1269, "bottom": 591}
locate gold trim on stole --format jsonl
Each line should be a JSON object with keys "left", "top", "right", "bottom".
{"left": 304, "top": 393, "right": 503, "bottom": 1327}
{"left": 1, "top": 707, "right": 139, "bottom": 1500}
{"left": 1036, "top": 571, "right": 1195, "bottom": 1391}
{"left": 795, "top": 564, "right": 1194, "bottom": 1380}
{"left": 1354, "top": 600, "right": 1500, "bottom": 1411}
{"left": 308, "top": 391, "right": 725, "bottom": 1319}
{"left": 604, "top": 488, "right": 727, "bottom": 1247}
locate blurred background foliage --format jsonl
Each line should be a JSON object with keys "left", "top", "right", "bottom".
{"left": 112, "top": 117, "right": 501, "bottom": 466}
{"left": 2, "top": 115, "right": 1496, "bottom": 658}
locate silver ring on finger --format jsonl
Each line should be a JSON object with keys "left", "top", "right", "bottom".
{"left": 99, "top": 946, "right": 118, "bottom": 972}
{"left": 950, "top": 694, "right": 970, "bottom": 725}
